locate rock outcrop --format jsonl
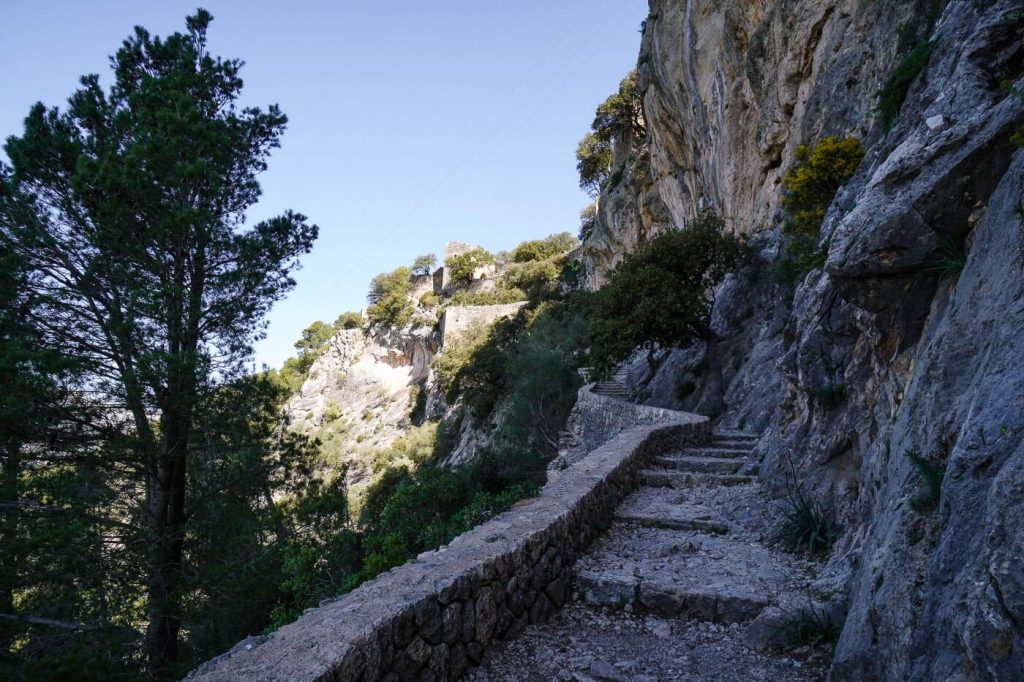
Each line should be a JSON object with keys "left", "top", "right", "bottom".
{"left": 581, "top": 0, "right": 1024, "bottom": 678}
{"left": 286, "top": 325, "right": 437, "bottom": 492}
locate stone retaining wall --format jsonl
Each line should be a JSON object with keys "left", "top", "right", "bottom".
{"left": 550, "top": 385, "right": 707, "bottom": 473}
{"left": 187, "top": 419, "right": 709, "bottom": 681}
{"left": 439, "top": 303, "right": 527, "bottom": 347}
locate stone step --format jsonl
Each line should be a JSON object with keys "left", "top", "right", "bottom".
{"left": 712, "top": 431, "right": 759, "bottom": 443}
{"left": 640, "top": 469, "right": 757, "bottom": 488}
{"left": 574, "top": 527, "right": 793, "bottom": 624}
{"left": 671, "top": 446, "right": 754, "bottom": 458}
{"left": 710, "top": 438, "right": 758, "bottom": 449}
{"left": 654, "top": 456, "right": 745, "bottom": 474}
{"left": 615, "top": 508, "right": 730, "bottom": 535}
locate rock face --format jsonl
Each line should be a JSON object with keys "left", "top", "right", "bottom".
{"left": 286, "top": 325, "right": 437, "bottom": 493}
{"left": 581, "top": 0, "right": 1024, "bottom": 678}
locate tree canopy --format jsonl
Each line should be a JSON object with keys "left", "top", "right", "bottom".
{"left": 0, "top": 10, "right": 317, "bottom": 676}
{"left": 575, "top": 71, "right": 645, "bottom": 196}
{"left": 588, "top": 211, "right": 747, "bottom": 379}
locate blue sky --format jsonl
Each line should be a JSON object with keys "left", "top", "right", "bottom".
{"left": 1, "top": 1, "right": 647, "bottom": 369}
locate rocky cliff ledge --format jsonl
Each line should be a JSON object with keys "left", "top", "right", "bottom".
{"left": 585, "top": 0, "right": 1024, "bottom": 679}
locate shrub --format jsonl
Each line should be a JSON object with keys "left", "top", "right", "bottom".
{"left": 445, "top": 288, "right": 527, "bottom": 307}
{"left": 334, "top": 311, "right": 363, "bottom": 329}
{"left": 446, "top": 248, "right": 495, "bottom": 284}
{"left": 810, "top": 382, "right": 846, "bottom": 410}
{"left": 366, "top": 266, "right": 415, "bottom": 328}
{"left": 877, "top": 42, "right": 935, "bottom": 130}
{"left": 776, "top": 484, "right": 839, "bottom": 556}
{"left": 775, "top": 235, "right": 828, "bottom": 292}
{"left": 781, "top": 137, "right": 865, "bottom": 238}
{"left": 510, "top": 232, "right": 578, "bottom": 263}
{"left": 504, "top": 258, "right": 561, "bottom": 299}
{"left": 923, "top": 234, "right": 967, "bottom": 279}
{"left": 366, "top": 292, "right": 414, "bottom": 329}
{"left": 774, "top": 605, "right": 841, "bottom": 650}
{"left": 367, "top": 266, "right": 412, "bottom": 304}
{"left": 588, "top": 210, "right": 747, "bottom": 378}
{"left": 418, "top": 291, "right": 440, "bottom": 308}
{"left": 905, "top": 449, "right": 944, "bottom": 512}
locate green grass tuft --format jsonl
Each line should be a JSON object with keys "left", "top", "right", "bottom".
{"left": 905, "top": 449, "right": 944, "bottom": 512}
{"left": 877, "top": 41, "right": 935, "bottom": 130}
{"left": 776, "top": 605, "right": 842, "bottom": 650}
{"left": 923, "top": 235, "right": 967, "bottom": 279}
{"left": 776, "top": 485, "right": 840, "bottom": 556}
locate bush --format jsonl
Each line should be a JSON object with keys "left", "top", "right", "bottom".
{"left": 445, "top": 288, "right": 527, "bottom": 307}
{"left": 510, "top": 232, "right": 578, "bottom": 263}
{"left": 775, "top": 235, "right": 828, "bottom": 292}
{"left": 774, "top": 605, "right": 841, "bottom": 650}
{"left": 923, "top": 235, "right": 967, "bottom": 280}
{"left": 905, "top": 449, "right": 944, "bottom": 512}
{"left": 366, "top": 292, "right": 414, "bottom": 329}
{"left": 810, "top": 382, "right": 846, "bottom": 410}
{"left": 418, "top": 291, "right": 440, "bottom": 308}
{"left": 877, "top": 42, "right": 935, "bottom": 130}
{"left": 588, "top": 210, "right": 747, "bottom": 377}
{"left": 781, "top": 137, "right": 865, "bottom": 238}
{"left": 504, "top": 258, "right": 561, "bottom": 299}
{"left": 334, "top": 311, "right": 363, "bottom": 329}
{"left": 445, "top": 248, "right": 494, "bottom": 284}
{"left": 776, "top": 484, "right": 839, "bottom": 556}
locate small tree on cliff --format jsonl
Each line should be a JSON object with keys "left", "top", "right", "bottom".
{"left": 576, "top": 70, "right": 645, "bottom": 196}
{"left": 588, "top": 210, "right": 747, "bottom": 416}
{"left": 0, "top": 10, "right": 316, "bottom": 675}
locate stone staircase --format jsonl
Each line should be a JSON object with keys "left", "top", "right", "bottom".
{"left": 469, "top": 430, "right": 826, "bottom": 681}
{"left": 589, "top": 367, "right": 631, "bottom": 400}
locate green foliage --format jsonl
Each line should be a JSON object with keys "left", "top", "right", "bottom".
{"left": 576, "top": 71, "right": 644, "bottom": 196}
{"left": 877, "top": 42, "right": 935, "bottom": 130}
{"left": 1, "top": 10, "right": 317, "bottom": 675}
{"left": 775, "top": 235, "right": 828, "bottom": 292}
{"left": 576, "top": 132, "right": 613, "bottom": 196}
{"left": 445, "top": 248, "right": 495, "bottom": 284}
{"left": 366, "top": 266, "right": 415, "bottom": 328}
{"left": 587, "top": 211, "right": 747, "bottom": 377}
{"left": 411, "top": 253, "right": 437, "bottom": 277}
{"left": 775, "top": 606, "right": 841, "bottom": 650}
{"left": 579, "top": 202, "right": 598, "bottom": 240}
{"left": 810, "top": 382, "right": 846, "bottom": 410}
{"left": 776, "top": 485, "right": 839, "bottom": 556}
{"left": 905, "top": 449, "right": 944, "bottom": 512}
{"left": 334, "top": 311, "right": 363, "bottom": 330}
{"left": 510, "top": 232, "right": 578, "bottom": 263}
{"left": 418, "top": 291, "right": 440, "bottom": 308}
{"left": 924, "top": 235, "right": 968, "bottom": 279}
{"left": 445, "top": 288, "right": 527, "bottom": 307}
{"left": 781, "top": 137, "right": 865, "bottom": 238}
{"left": 504, "top": 259, "right": 561, "bottom": 299}
{"left": 357, "top": 465, "right": 536, "bottom": 580}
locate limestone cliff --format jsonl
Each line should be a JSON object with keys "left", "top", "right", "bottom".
{"left": 286, "top": 324, "right": 436, "bottom": 493}
{"left": 584, "top": 0, "right": 1024, "bottom": 679}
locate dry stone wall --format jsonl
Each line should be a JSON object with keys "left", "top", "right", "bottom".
{"left": 187, "top": 419, "right": 709, "bottom": 682}
{"left": 439, "top": 303, "right": 526, "bottom": 347}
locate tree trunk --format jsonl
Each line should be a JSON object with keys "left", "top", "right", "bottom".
{"left": 144, "top": 420, "right": 189, "bottom": 679}
{"left": 695, "top": 325, "right": 726, "bottom": 418}
{"left": 0, "top": 444, "right": 19, "bottom": 652}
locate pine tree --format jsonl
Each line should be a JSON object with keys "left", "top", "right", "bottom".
{"left": 0, "top": 10, "right": 316, "bottom": 675}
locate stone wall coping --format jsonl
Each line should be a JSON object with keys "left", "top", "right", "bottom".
{"left": 187, "top": 416, "right": 709, "bottom": 681}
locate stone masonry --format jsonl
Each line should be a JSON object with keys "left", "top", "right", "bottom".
{"left": 186, "top": 418, "right": 710, "bottom": 681}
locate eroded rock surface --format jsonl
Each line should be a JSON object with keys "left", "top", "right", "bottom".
{"left": 578, "top": 0, "right": 1024, "bottom": 678}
